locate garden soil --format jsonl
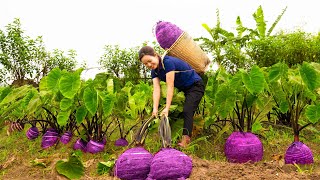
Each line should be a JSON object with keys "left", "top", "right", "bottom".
{"left": 1, "top": 153, "right": 320, "bottom": 180}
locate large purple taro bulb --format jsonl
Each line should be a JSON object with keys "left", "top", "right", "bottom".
{"left": 26, "top": 126, "right": 39, "bottom": 140}
{"left": 115, "top": 138, "right": 128, "bottom": 147}
{"left": 41, "top": 128, "right": 59, "bottom": 149}
{"left": 73, "top": 138, "right": 87, "bottom": 152}
{"left": 86, "top": 139, "right": 105, "bottom": 154}
{"left": 224, "top": 132, "right": 263, "bottom": 163}
{"left": 155, "top": 21, "right": 183, "bottom": 49}
{"left": 285, "top": 141, "right": 314, "bottom": 164}
{"left": 115, "top": 147, "right": 153, "bottom": 180}
{"left": 60, "top": 131, "right": 72, "bottom": 144}
{"left": 147, "top": 148, "right": 192, "bottom": 180}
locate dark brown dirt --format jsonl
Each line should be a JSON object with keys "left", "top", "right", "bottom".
{"left": 1, "top": 152, "right": 320, "bottom": 180}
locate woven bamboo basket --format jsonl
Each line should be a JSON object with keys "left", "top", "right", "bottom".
{"left": 164, "top": 31, "right": 211, "bottom": 74}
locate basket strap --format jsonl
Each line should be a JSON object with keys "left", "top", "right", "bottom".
{"left": 160, "top": 50, "right": 195, "bottom": 74}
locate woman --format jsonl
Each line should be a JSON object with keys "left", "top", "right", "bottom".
{"left": 138, "top": 46, "right": 205, "bottom": 148}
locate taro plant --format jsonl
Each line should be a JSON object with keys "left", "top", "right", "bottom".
{"left": 213, "top": 65, "right": 273, "bottom": 163}
{"left": 0, "top": 85, "right": 41, "bottom": 135}
{"left": 74, "top": 75, "right": 117, "bottom": 153}
{"left": 21, "top": 67, "right": 84, "bottom": 149}
{"left": 267, "top": 62, "right": 320, "bottom": 164}
{"left": 111, "top": 81, "right": 153, "bottom": 146}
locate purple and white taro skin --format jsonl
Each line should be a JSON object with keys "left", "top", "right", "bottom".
{"left": 114, "top": 138, "right": 128, "bottom": 147}
{"left": 60, "top": 131, "right": 72, "bottom": 144}
{"left": 155, "top": 21, "right": 183, "bottom": 49}
{"left": 26, "top": 126, "right": 39, "bottom": 140}
{"left": 73, "top": 138, "right": 87, "bottom": 152}
{"left": 285, "top": 141, "right": 314, "bottom": 164}
{"left": 86, "top": 139, "right": 105, "bottom": 154}
{"left": 147, "top": 148, "right": 192, "bottom": 180}
{"left": 224, "top": 131, "right": 263, "bottom": 163}
{"left": 41, "top": 128, "right": 59, "bottom": 149}
{"left": 115, "top": 147, "right": 153, "bottom": 180}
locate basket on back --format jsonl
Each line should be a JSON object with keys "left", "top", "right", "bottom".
{"left": 155, "top": 21, "right": 211, "bottom": 74}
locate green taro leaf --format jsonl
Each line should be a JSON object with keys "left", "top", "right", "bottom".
{"left": 56, "top": 154, "right": 84, "bottom": 180}
{"left": 102, "top": 93, "right": 115, "bottom": 117}
{"left": 59, "top": 72, "right": 81, "bottom": 99}
{"left": 97, "top": 161, "right": 115, "bottom": 175}
{"left": 305, "top": 105, "right": 320, "bottom": 124}
{"left": 242, "top": 65, "right": 265, "bottom": 95}
{"left": 39, "top": 76, "right": 48, "bottom": 92}
{"left": 268, "top": 62, "right": 288, "bottom": 82}
{"left": 47, "top": 68, "right": 62, "bottom": 93}
{"left": 279, "top": 101, "right": 289, "bottom": 113}
{"left": 76, "top": 106, "right": 87, "bottom": 124}
{"left": 215, "top": 84, "right": 236, "bottom": 119}
{"left": 21, "top": 88, "right": 37, "bottom": 109}
{"left": 83, "top": 87, "right": 98, "bottom": 115}
{"left": 300, "top": 62, "right": 320, "bottom": 91}
{"left": 27, "top": 96, "right": 42, "bottom": 115}
{"left": 106, "top": 79, "right": 114, "bottom": 94}
{"left": 0, "top": 87, "right": 12, "bottom": 102}
{"left": 57, "top": 110, "right": 71, "bottom": 127}
{"left": 60, "top": 98, "right": 74, "bottom": 111}
{"left": 0, "top": 85, "right": 30, "bottom": 105}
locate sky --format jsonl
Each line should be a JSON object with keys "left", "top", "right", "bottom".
{"left": 1, "top": 0, "right": 320, "bottom": 79}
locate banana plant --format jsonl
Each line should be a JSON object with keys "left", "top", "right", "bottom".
{"left": 198, "top": 6, "right": 287, "bottom": 72}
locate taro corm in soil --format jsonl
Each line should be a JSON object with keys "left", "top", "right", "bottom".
{"left": 26, "top": 126, "right": 39, "bottom": 140}
{"left": 147, "top": 148, "right": 192, "bottom": 180}
{"left": 41, "top": 128, "right": 59, "bottom": 149}
{"left": 60, "top": 131, "right": 72, "bottom": 144}
{"left": 147, "top": 115, "right": 192, "bottom": 180}
{"left": 224, "top": 131, "right": 263, "bottom": 163}
{"left": 86, "top": 139, "right": 105, "bottom": 154}
{"left": 115, "top": 138, "right": 128, "bottom": 147}
{"left": 73, "top": 138, "right": 87, "bottom": 152}
{"left": 115, "top": 146, "right": 153, "bottom": 179}
{"left": 155, "top": 21, "right": 183, "bottom": 49}
{"left": 285, "top": 141, "right": 314, "bottom": 164}
{"left": 114, "top": 115, "right": 155, "bottom": 180}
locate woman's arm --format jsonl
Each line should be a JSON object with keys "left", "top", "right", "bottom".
{"left": 162, "top": 71, "right": 175, "bottom": 117}
{"left": 152, "top": 77, "right": 161, "bottom": 117}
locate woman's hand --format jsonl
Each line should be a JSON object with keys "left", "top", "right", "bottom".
{"left": 152, "top": 108, "right": 158, "bottom": 118}
{"left": 160, "top": 107, "right": 169, "bottom": 117}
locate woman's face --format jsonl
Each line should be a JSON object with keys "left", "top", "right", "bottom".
{"left": 141, "top": 55, "right": 159, "bottom": 70}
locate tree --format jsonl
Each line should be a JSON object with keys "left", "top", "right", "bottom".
{"left": 0, "top": 18, "right": 77, "bottom": 86}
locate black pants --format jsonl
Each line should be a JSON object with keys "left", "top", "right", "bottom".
{"left": 181, "top": 80, "right": 205, "bottom": 137}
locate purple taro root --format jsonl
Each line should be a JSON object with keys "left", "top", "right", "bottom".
{"left": 73, "top": 138, "right": 87, "bottom": 152}
{"left": 86, "top": 139, "right": 105, "bottom": 154}
{"left": 115, "top": 147, "right": 153, "bottom": 180}
{"left": 147, "top": 148, "right": 192, "bottom": 180}
{"left": 155, "top": 21, "right": 183, "bottom": 49}
{"left": 26, "top": 126, "right": 39, "bottom": 140}
{"left": 115, "top": 138, "right": 128, "bottom": 147}
{"left": 285, "top": 141, "right": 314, "bottom": 164}
{"left": 60, "top": 131, "right": 72, "bottom": 144}
{"left": 224, "top": 131, "right": 263, "bottom": 163}
{"left": 41, "top": 128, "right": 59, "bottom": 149}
